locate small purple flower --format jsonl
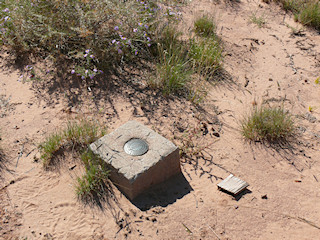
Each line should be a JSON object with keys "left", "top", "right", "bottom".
{"left": 90, "top": 54, "right": 94, "bottom": 58}
{"left": 112, "top": 39, "right": 116, "bottom": 44}
{"left": 71, "top": 69, "right": 75, "bottom": 74}
{"left": 133, "top": 28, "right": 138, "bottom": 33}
{"left": 147, "top": 43, "right": 151, "bottom": 47}
{"left": 138, "top": 22, "right": 143, "bottom": 26}
{"left": 135, "top": 50, "right": 138, "bottom": 55}
{"left": 81, "top": 76, "right": 85, "bottom": 80}
{"left": 85, "top": 70, "right": 88, "bottom": 75}
{"left": 3, "top": 8, "right": 9, "bottom": 13}
{"left": 26, "top": 65, "right": 33, "bottom": 70}
{"left": 85, "top": 49, "right": 90, "bottom": 54}
{"left": 93, "top": 68, "right": 97, "bottom": 72}
{"left": 4, "top": 16, "right": 10, "bottom": 22}
{"left": 144, "top": 24, "right": 149, "bottom": 29}
{"left": 114, "top": 26, "right": 119, "bottom": 31}
{"left": 147, "top": 37, "right": 151, "bottom": 42}
{"left": 121, "top": 36, "right": 126, "bottom": 40}
{"left": 84, "top": 54, "right": 88, "bottom": 58}
{"left": 117, "top": 48, "right": 123, "bottom": 54}
{"left": 99, "top": 70, "right": 103, "bottom": 74}
{"left": 89, "top": 74, "right": 94, "bottom": 80}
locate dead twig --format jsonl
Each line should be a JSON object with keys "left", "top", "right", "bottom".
{"left": 16, "top": 144, "right": 24, "bottom": 168}
{"left": 208, "top": 225, "right": 221, "bottom": 240}
{"left": 182, "top": 223, "right": 192, "bottom": 234}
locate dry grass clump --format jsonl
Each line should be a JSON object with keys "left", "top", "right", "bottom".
{"left": 241, "top": 106, "right": 296, "bottom": 143}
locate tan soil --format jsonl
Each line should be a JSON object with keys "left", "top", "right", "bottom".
{"left": 0, "top": 0, "right": 320, "bottom": 239}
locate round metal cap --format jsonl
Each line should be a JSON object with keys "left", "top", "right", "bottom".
{"left": 124, "top": 138, "right": 149, "bottom": 156}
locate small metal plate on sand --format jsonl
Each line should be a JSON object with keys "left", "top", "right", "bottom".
{"left": 124, "top": 138, "right": 149, "bottom": 156}
{"left": 217, "top": 174, "right": 249, "bottom": 195}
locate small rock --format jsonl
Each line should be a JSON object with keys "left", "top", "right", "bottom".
{"left": 212, "top": 132, "right": 220, "bottom": 137}
{"left": 261, "top": 194, "right": 268, "bottom": 199}
{"left": 69, "top": 165, "right": 77, "bottom": 170}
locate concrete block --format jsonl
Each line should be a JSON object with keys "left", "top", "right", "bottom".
{"left": 89, "top": 120, "right": 181, "bottom": 200}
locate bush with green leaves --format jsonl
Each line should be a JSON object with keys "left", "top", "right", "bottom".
{"left": 241, "top": 106, "right": 296, "bottom": 143}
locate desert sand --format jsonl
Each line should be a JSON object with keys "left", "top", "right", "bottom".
{"left": 0, "top": 0, "right": 320, "bottom": 239}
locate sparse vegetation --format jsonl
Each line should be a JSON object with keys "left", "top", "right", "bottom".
{"left": 250, "top": 13, "right": 267, "bottom": 28}
{"left": 0, "top": 1, "right": 224, "bottom": 101}
{"left": 151, "top": 26, "right": 192, "bottom": 96}
{"left": 151, "top": 16, "right": 223, "bottom": 98}
{"left": 189, "top": 37, "right": 222, "bottom": 78}
{"left": 273, "top": 0, "right": 320, "bottom": 30}
{"left": 0, "top": 0, "right": 169, "bottom": 80}
{"left": 75, "top": 150, "right": 110, "bottom": 202}
{"left": 39, "top": 119, "right": 109, "bottom": 202}
{"left": 241, "top": 106, "right": 296, "bottom": 143}
{"left": 39, "top": 119, "right": 106, "bottom": 168}
{"left": 194, "top": 15, "right": 216, "bottom": 38}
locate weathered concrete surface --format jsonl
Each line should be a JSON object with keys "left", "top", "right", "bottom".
{"left": 89, "top": 120, "right": 181, "bottom": 200}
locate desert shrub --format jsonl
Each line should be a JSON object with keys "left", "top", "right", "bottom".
{"left": 241, "top": 106, "right": 296, "bottom": 143}
{"left": 0, "top": 0, "right": 164, "bottom": 78}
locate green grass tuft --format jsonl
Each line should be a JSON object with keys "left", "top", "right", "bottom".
{"left": 296, "top": 1, "right": 320, "bottom": 30}
{"left": 39, "top": 120, "right": 110, "bottom": 203}
{"left": 39, "top": 119, "right": 106, "bottom": 168}
{"left": 194, "top": 16, "right": 216, "bottom": 37}
{"left": 151, "top": 26, "right": 192, "bottom": 96}
{"left": 250, "top": 13, "right": 267, "bottom": 28}
{"left": 76, "top": 151, "right": 110, "bottom": 202}
{"left": 241, "top": 106, "right": 296, "bottom": 143}
{"left": 273, "top": 0, "right": 320, "bottom": 31}
{"left": 189, "top": 37, "right": 222, "bottom": 78}
{"left": 39, "top": 132, "right": 64, "bottom": 168}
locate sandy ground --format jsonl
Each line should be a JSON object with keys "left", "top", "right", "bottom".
{"left": 0, "top": 0, "right": 320, "bottom": 239}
